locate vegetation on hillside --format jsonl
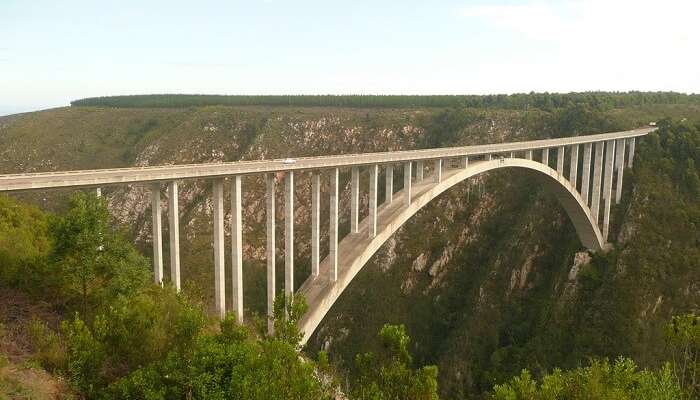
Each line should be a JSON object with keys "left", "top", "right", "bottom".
{"left": 0, "top": 193, "right": 440, "bottom": 399}
{"left": 70, "top": 92, "right": 700, "bottom": 111}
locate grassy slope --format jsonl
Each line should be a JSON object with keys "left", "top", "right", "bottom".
{"left": 0, "top": 103, "right": 698, "bottom": 397}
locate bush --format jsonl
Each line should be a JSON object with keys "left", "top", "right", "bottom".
{"left": 27, "top": 318, "right": 66, "bottom": 372}
{"left": 491, "top": 357, "right": 682, "bottom": 400}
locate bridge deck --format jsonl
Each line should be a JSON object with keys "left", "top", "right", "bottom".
{"left": 0, "top": 127, "right": 653, "bottom": 191}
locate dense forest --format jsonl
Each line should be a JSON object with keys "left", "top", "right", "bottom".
{"left": 70, "top": 92, "right": 700, "bottom": 111}
{"left": 1, "top": 96, "right": 699, "bottom": 399}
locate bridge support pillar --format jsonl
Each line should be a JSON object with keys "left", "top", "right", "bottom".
{"left": 542, "top": 148, "right": 549, "bottom": 167}
{"left": 591, "top": 142, "right": 604, "bottom": 222}
{"left": 329, "top": 168, "right": 339, "bottom": 282}
{"left": 581, "top": 143, "right": 592, "bottom": 205}
{"left": 603, "top": 140, "right": 615, "bottom": 201}
{"left": 151, "top": 184, "right": 163, "bottom": 285}
{"left": 602, "top": 140, "right": 615, "bottom": 240}
{"left": 96, "top": 187, "right": 102, "bottom": 197}
{"left": 285, "top": 171, "right": 294, "bottom": 303}
{"left": 627, "top": 138, "right": 635, "bottom": 168}
{"left": 556, "top": 146, "right": 565, "bottom": 175}
{"left": 230, "top": 176, "right": 243, "bottom": 322}
{"left": 525, "top": 150, "right": 533, "bottom": 160}
{"left": 212, "top": 179, "right": 226, "bottom": 320}
{"left": 168, "top": 181, "right": 180, "bottom": 291}
{"left": 416, "top": 161, "right": 423, "bottom": 181}
{"left": 385, "top": 164, "right": 393, "bottom": 204}
{"left": 404, "top": 162, "right": 412, "bottom": 206}
{"left": 485, "top": 154, "right": 492, "bottom": 161}
{"left": 615, "top": 139, "right": 626, "bottom": 204}
{"left": 311, "top": 172, "right": 320, "bottom": 277}
{"left": 351, "top": 167, "right": 359, "bottom": 233}
{"left": 509, "top": 152, "right": 514, "bottom": 158}
{"left": 369, "top": 165, "right": 378, "bottom": 238}
{"left": 569, "top": 145, "right": 579, "bottom": 189}
{"left": 434, "top": 159, "right": 442, "bottom": 183}
{"left": 460, "top": 156, "right": 468, "bottom": 169}
{"left": 265, "top": 174, "right": 276, "bottom": 334}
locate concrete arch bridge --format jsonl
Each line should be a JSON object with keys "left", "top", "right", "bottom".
{"left": 0, "top": 127, "right": 652, "bottom": 344}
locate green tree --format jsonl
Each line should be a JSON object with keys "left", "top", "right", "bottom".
{"left": 49, "top": 192, "right": 150, "bottom": 315}
{"left": 352, "top": 324, "right": 439, "bottom": 400}
{"left": 666, "top": 314, "right": 700, "bottom": 399}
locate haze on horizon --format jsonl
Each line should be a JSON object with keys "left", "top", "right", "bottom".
{"left": 2, "top": 0, "right": 698, "bottom": 116}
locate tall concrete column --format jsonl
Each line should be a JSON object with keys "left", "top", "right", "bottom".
{"left": 385, "top": 164, "right": 393, "bottom": 204}
{"left": 509, "top": 152, "right": 514, "bottom": 158}
{"left": 151, "top": 184, "right": 163, "bottom": 285}
{"left": 627, "top": 137, "right": 636, "bottom": 168}
{"left": 329, "top": 168, "right": 339, "bottom": 282}
{"left": 542, "top": 148, "right": 549, "bottom": 167}
{"left": 581, "top": 143, "right": 592, "bottom": 205}
{"left": 311, "top": 172, "right": 320, "bottom": 277}
{"left": 602, "top": 140, "right": 615, "bottom": 240}
{"left": 486, "top": 154, "right": 493, "bottom": 161}
{"left": 603, "top": 140, "right": 615, "bottom": 201}
{"left": 615, "top": 139, "right": 626, "bottom": 204}
{"left": 416, "top": 161, "right": 424, "bottom": 181}
{"left": 212, "top": 179, "right": 225, "bottom": 320}
{"left": 369, "top": 165, "right": 378, "bottom": 238}
{"left": 96, "top": 187, "right": 102, "bottom": 197}
{"left": 403, "top": 162, "right": 412, "bottom": 206}
{"left": 265, "top": 174, "right": 276, "bottom": 334}
{"left": 230, "top": 176, "right": 243, "bottom": 322}
{"left": 284, "top": 171, "right": 294, "bottom": 299}
{"left": 167, "top": 181, "right": 180, "bottom": 291}
{"left": 556, "top": 146, "right": 565, "bottom": 174}
{"left": 350, "top": 166, "right": 359, "bottom": 233}
{"left": 591, "top": 142, "right": 604, "bottom": 223}
{"left": 525, "top": 150, "right": 533, "bottom": 160}
{"left": 569, "top": 145, "right": 579, "bottom": 188}
{"left": 434, "top": 159, "right": 442, "bottom": 183}
{"left": 460, "top": 156, "right": 469, "bottom": 168}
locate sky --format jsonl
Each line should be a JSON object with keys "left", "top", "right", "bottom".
{"left": 1, "top": 0, "right": 698, "bottom": 115}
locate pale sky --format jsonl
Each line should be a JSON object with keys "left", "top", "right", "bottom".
{"left": 1, "top": 0, "right": 698, "bottom": 116}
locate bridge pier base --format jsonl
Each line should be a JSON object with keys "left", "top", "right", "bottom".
{"left": 602, "top": 140, "right": 615, "bottom": 240}
{"left": 351, "top": 167, "right": 359, "bottom": 233}
{"left": 416, "top": 161, "right": 423, "bottom": 181}
{"left": 569, "top": 145, "right": 579, "bottom": 189}
{"left": 168, "top": 181, "right": 180, "bottom": 291}
{"left": 557, "top": 146, "right": 565, "bottom": 175}
{"left": 591, "top": 142, "right": 604, "bottom": 222}
{"left": 151, "top": 184, "right": 163, "bottom": 285}
{"left": 311, "top": 172, "right": 320, "bottom": 277}
{"left": 541, "top": 148, "right": 549, "bottom": 167}
{"left": 434, "top": 159, "right": 442, "bottom": 183}
{"left": 231, "top": 176, "right": 243, "bottom": 322}
{"left": 627, "top": 138, "right": 636, "bottom": 168}
{"left": 285, "top": 172, "right": 294, "bottom": 301}
{"left": 581, "top": 143, "right": 592, "bottom": 205}
{"left": 329, "top": 168, "right": 339, "bottom": 282}
{"left": 404, "top": 162, "right": 412, "bottom": 206}
{"left": 385, "top": 164, "right": 393, "bottom": 204}
{"left": 615, "top": 139, "right": 626, "bottom": 204}
{"left": 213, "top": 179, "right": 226, "bottom": 320}
{"left": 369, "top": 165, "right": 378, "bottom": 238}
{"left": 265, "top": 174, "right": 276, "bottom": 334}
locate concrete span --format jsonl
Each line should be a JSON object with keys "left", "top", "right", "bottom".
{"left": 297, "top": 158, "right": 603, "bottom": 344}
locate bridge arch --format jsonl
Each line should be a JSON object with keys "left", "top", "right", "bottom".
{"left": 298, "top": 157, "right": 603, "bottom": 344}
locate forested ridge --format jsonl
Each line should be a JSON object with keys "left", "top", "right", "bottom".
{"left": 71, "top": 92, "right": 700, "bottom": 111}
{"left": 0, "top": 95, "right": 698, "bottom": 399}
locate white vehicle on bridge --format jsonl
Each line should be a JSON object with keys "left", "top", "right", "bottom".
{"left": 282, "top": 158, "right": 297, "bottom": 164}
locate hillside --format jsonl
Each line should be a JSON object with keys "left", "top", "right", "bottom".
{"left": 0, "top": 98, "right": 698, "bottom": 397}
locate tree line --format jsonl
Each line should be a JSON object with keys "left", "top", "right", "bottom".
{"left": 70, "top": 92, "right": 700, "bottom": 111}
